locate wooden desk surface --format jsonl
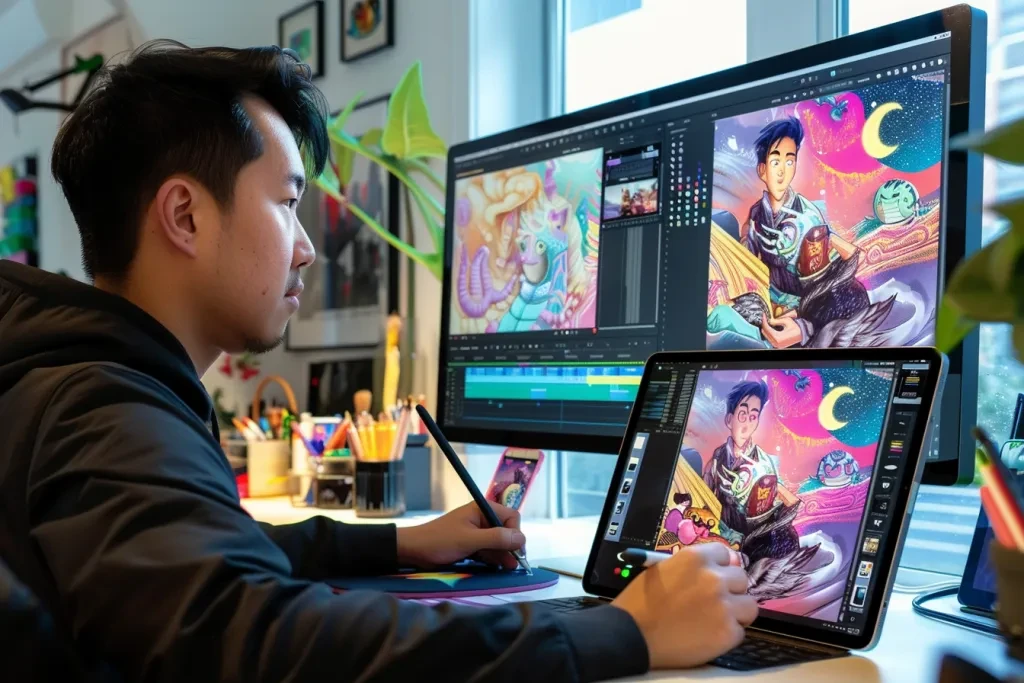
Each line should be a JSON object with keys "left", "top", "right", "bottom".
{"left": 243, "top": 497, "right": 1020, "bottom": 682}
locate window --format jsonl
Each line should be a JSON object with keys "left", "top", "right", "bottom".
{"left": 563, "top": 0, "right": 747, "bottom": 112}
{"left": 846, "top": 0, "right": 1024, "bottom": 576}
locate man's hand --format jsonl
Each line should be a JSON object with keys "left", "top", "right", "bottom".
{"left": 396, "top": 501, "right": 525, "bottom": 570}
{"left": 761, "top": 316, "right": 802, "bottom": 349}
{"left": 611, "top": 544, "right": 757, "bottom": 670}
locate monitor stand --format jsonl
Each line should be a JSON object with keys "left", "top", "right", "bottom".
{"left": 538, "top": 555, "right": 587, "bottom": 579}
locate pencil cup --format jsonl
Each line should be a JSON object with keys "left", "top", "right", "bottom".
{"left": 355, "top": 460, "right": 406, "bottom": 518}
{"left": 991, "top": 542, "right": 1024, "bottom": 662}
{"left": 246, "top": 440, "right": 291, "bottom": 497}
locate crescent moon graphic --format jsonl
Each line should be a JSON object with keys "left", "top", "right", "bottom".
{"left": 862, "top": 102, "right": 902, "bottom": 159}
{"left": 819, "top": 386, "right": 854, "bottom": 431}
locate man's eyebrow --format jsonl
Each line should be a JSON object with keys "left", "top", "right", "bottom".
{"left": 287, "top": 172, "right": 306, "bottom": 196}
{"left": 769, "top": 149, "right": 782, "bottom": 156}
{"left": 785, "top": 151, "right": 797, "bottom": 158}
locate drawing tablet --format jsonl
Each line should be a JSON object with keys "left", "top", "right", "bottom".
{"left": 327, "top": 563, "right": 559, "bottom": 598}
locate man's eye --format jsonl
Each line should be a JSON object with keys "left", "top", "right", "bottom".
{"left": 287, "top": 198, "right": 299, "bottom": 209}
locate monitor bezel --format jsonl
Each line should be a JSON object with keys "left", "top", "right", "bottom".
{"left": 436, "top": 4, "right": 983, "bottom": 484}
{"left": 580, "top": 346, "right": 945, "bottom": 652}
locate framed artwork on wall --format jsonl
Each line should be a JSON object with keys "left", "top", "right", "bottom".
{"left": 279, "top": 0, "right": 325, "bottom": 79}
{"left": 287, "top": 94, "right": 399, "bottom": 351}
{"left": 340, "top": 0, "right": 394, "bottom": 62}
{"left": 0, "top": 155, "right": 39, "bottom": 267}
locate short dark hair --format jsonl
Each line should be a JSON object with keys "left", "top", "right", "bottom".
{"left": 726, "top": 380, "right": 769, "bottom": 416}
{"left": 754, "top": 117, "right": 804, "bottom": 166}
{"left": 673, "top": 492, "right": 692, "bottom": 507}
{"left": 52, "top": 40, "right": 330, "bottom": 280}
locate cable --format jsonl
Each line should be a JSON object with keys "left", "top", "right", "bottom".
{"left": 911, "top": 586, "right": 1003, "bottom": 636}
{"left": 892, "top": 580, "right": 960, "bottom": 594}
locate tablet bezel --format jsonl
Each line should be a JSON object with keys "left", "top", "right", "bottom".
{"left": 957, "top": 507, "right": 997, "bottom": 613}
{"left": 581, "top": 346, "right": 945, "bottom": 652}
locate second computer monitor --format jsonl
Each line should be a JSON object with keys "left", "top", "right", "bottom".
{"left": 439, "top": 5, "right": 985, "bottom": 484}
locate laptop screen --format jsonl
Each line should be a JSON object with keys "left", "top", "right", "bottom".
{"left": 587, "top": 355, "right": 936, "bottom": 641}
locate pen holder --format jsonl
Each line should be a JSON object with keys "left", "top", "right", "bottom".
{"left": 355, "top": 460, "right": 406, "bottom": 518}
{"left": 246, "top": 440, "right": 291, "bottom": 497}
{"left": 990, "top": 542, "right": 1024, "bottom": 662}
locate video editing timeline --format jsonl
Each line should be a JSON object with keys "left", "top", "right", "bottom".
{"left": 593, "top": 359, "right": 934, "bottom": 637}
{"left": 443, "top": 32, "right": 953, "bottom": 441}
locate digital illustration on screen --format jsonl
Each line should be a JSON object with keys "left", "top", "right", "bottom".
{"left": 706, "top": 71, "right": 944, "bottom": 350}
{"left": 657, "top": 366, "right": 895, "bottom": 622}
{"left": 450, "top": 148, "right": 603, "bottom": 335}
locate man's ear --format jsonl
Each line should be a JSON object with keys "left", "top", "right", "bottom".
{"left": 152, "top": 177, "right": 201, "bottom": 259}
{"left": 756, "top": 163, "right": 766, "bottom": 183}
{"left": 725, "top": 413, "right": 733, "bottom": 430}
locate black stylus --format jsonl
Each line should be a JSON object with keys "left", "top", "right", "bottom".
{"left": 415, "top": 405, "right": 532, "bottom": 574}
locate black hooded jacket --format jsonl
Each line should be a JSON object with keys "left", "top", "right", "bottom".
{"left": 0, "top": 261, "right": 648, "bottom": 682}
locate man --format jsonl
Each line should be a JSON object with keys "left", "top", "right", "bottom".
{"left": 0, "top": 42, "right": 756, "bottom": 681}
{"left": 703, "top": 381, "right": 800, "bottom": 552}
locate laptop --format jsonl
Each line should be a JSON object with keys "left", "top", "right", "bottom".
{"left": 535, "top": 347, "right": 946, "bottom": 671}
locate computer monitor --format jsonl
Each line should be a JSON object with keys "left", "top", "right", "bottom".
{"left": 438, "top": 5, "right": 986, "bottom": 484}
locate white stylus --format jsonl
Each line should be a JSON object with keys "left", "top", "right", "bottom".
{"left": 621, "top": 548, "right": 671, "bottom": 568}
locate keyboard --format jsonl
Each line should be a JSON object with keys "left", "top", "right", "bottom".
{"left": 711, "top": 636, "right": 848, "bottom": 671}
{"left": 532, "top": 596, "right": 609, "bottom": 613}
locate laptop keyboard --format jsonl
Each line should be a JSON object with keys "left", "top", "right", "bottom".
{"left": 711, "top": 636, "right": 848, "bottom": 671}
{"left": 532, "top": 596, "right": 608, "bottom": 612}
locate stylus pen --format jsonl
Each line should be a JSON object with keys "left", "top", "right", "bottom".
{"left": 415, "top": 405, "right": 533, "bottom": 575}
{"left": 622, "top": 548, "right": 671, "bottom": 568}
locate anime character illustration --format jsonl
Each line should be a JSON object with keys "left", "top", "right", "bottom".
{"left": 602, "top": 178, "right": 659, "bottom": 221}
{"left": 450, "top": 149, "right": 602, "bottom": 335}
{"left": 660, "top": 367, "right": 892, "bottom": 621}
{"left": 707, "top": 71, "right": 945, "bottom": 350}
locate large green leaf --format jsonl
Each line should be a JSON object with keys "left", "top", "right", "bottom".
{"left": 360, "top": 127, "right": 383, "bottom": 149}
{"left": 318, "top": 155, "right": 340, "bottom": 197}
{"left": 935, "top": 296, "right": 977, "bottom": 354}
{"left": 953, "top": 117, "right": 1024, "bottom": 164}
{"left": 329, "top": 92, "right": 364, "bottom": 134}
{"left": 330, "top": 130, "right": 361, "bottom": 187}
{"left": 381, "top": 62, "right": 447, "bottom": 160}
{"left": 945, "top": 238, "right": 1018, "bottom": 322}
{"left": 1015, "top": 324, "right": 1024, "bottom": 361}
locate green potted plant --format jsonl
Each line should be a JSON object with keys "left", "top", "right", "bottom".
{"left": 938, "top": 120, "right": 1024, "bottom": 477}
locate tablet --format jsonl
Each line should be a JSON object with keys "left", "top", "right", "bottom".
{"left": 582, "top": 347, "right": 946, "bottom": 652}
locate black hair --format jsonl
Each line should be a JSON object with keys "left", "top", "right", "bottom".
{"left": 673, "top": 492, "right": 692, "bottom": 507}
{"left": 726, "top": 380, "right": 769, "bottom": 416}
{"left": 754, "top": 116, "right": 804, "bottom": 166}
{"left": 51, "top": 40, "right": 330, "bottom": 280}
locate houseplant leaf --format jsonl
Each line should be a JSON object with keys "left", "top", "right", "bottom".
{"left": 935, "top": 297, "right": 977, "bottom": 354}
{"left": 381, "top": 62, "right": 447, "bottom": 160}
{"left": 329, "top": 92, "right": 364, "bottom": 134}
{"left": 953, "top": 116, "right": 1024, "bottom": 164}
{"left": 1015, "top": 324, "right": 1024, "bottom": 361}
{"left": 318, "top": 154, "right": 340, "bottom": 197}
{"left": 331, "top": 130, "right": 361, "bottom": 186}
{"left": 944, "top": 238, "right": 1018, "bottom": 322}
{"left": 360, "top": 127, "right": 383, "bottom": 149}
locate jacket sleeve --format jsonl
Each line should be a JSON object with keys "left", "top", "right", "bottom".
{"left": 28, "top": 366, "right": 649, "bottom": 683}
{"left": 256, "top": 517, "right": 399, "bottom": 579}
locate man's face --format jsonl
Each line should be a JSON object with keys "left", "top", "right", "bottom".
{"left": 726, "top": 395, "right": 762, "bottom": 446}
{"left": 757, "top": 137, "right": 798, "bottom": 202}
{"left": 195, "top": 96, "right": 315, "bottom": 354}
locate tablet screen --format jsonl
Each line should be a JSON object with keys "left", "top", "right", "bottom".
{"left": 587, "top": 353, "right": 940, "bottom": 647}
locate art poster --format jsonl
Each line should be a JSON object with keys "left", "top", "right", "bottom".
{"left": 340, "top": 0, "right": 394, "bottom": 62}
{"left": 0, "top": 156, "right": 38, "bottom": 266}
{"left": 706, "top": 69, "right": 944, "bottom": 350}
{"left": 279, "top": 1, "right": 325, "bottom": 78}
{"left": 287, "top": 95, "right": 398, "bottom": 350}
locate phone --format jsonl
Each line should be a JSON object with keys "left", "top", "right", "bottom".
{"left": 485, "top": 448, "right": 545, "bottom": 511}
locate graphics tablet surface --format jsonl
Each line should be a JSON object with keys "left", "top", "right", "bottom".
{"left": 581, "top": 347, "right": 945, "bottom": 653}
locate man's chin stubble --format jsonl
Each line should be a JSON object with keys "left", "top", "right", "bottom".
{"left": 242, "top": 335, "right": 285, "bottom": 354}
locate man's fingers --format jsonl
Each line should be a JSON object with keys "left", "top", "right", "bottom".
{"left": 474, "top": 526, "right": 527, "bottom": 552}
{"left": 692, "top": 542, "right": 731, "bottom": 566}
{"left": 719, "top": 565, "right": 750, "bottom": 595}
{"left": 485, "top": 500, "right": 522, "bottom": 529}
{"left": 729, "top": 594, "right": 759, "bottom": 627}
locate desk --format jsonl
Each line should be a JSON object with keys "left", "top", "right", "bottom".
{"left": 243, "top": 497, "right": 1019, "bottom": 682}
